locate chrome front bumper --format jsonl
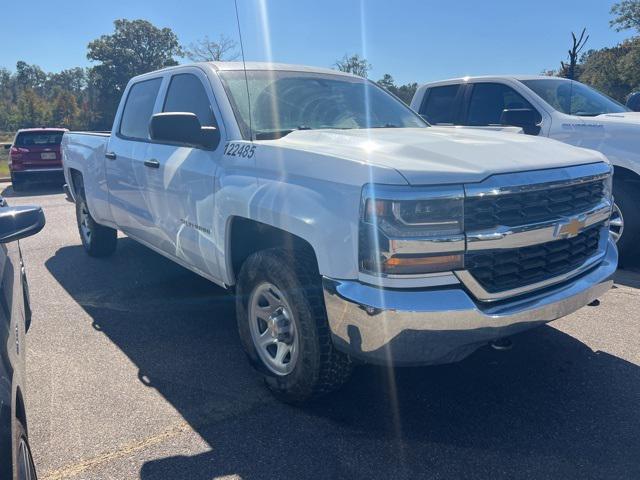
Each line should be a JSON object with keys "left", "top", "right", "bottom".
{"left": 323, "top": 238, "right": 617, "bottom": 366}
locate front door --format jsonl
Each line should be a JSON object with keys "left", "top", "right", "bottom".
{"left": 142, "top": 70, "right": 224, "bottom": 280}
{"left": 462, "top": 82, "right": 545, "bottom": 134}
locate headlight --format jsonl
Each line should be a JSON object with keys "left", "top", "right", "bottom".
{"left": 359, "top": 185, "right": 465, "bottom": 276}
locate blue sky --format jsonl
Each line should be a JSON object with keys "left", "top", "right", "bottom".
{"left": 0, "top": 0, "right": 629, "bottom": 85}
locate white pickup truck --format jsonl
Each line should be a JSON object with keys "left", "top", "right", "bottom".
{"left": 62, "top": 63, "right": 617, "bottom": 403}
{"left": 411, "top": 76, "right": 640, "bottom": 264}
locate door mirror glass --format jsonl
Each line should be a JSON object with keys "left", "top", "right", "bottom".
{"left": 2, "top": 143, "right": 10, "bottom": 150}
{"left": 149, "top": 112, "right": 220, "bottom": 149}
{"left": 500, "top": 108, "right": 541, "bottom": 135}
{"left": 0, "top": 205, "right": 45, "bottom": 243}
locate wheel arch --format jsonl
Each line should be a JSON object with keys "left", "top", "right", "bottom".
{"left": 225, "top": 217, "right": 319, "bottom": 286}
{"left": 14, "top": 387, "right": 26, "bottom": 432}
{"left": 613, "top": 165, "right": 640, "bottom": 185}
{"left": 67, "top": 168, "right": 84, "bottom": 200}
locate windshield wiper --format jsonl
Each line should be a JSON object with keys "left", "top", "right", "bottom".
{"left": 370, "top": 123, "right": 398, "bottom": 128}
{"left": 573, "top": 111, "right": 606, "bottom": 117}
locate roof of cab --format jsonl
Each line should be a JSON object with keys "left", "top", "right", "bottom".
{"left": 207, "top": 61, "right": 354, "bottom": 77}
{"left": 138, "top": 61, "right": 358, "bottom": 79}
{"left": 423, "top": 74, "right": 572, "bottom": 85}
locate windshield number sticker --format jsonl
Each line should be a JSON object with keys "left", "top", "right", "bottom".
{"left": 224, "top": 143, "right": 256, "bottom": 158}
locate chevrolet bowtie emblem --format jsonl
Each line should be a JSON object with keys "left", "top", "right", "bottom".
{"left": 555, "top": 216, "right": 587, "bottom": 238}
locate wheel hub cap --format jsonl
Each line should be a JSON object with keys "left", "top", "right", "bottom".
{"left": 268, "top": 307, "right": 292, "bottom": 342}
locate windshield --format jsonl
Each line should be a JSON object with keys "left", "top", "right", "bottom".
{"left": 521, "top": 79, "right": 628, "bottom": 116}
{"left": 218, "top": 70, "right": 427, "bottom": 140}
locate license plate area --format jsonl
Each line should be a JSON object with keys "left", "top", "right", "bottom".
{"left": 41, "top": 152, "right": 56, "bottom": 160}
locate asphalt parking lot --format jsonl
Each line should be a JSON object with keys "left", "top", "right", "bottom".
{"left": 5, "top": 182, "right": 640, "bottom": 480}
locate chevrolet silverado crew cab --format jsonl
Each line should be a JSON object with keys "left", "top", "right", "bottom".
{"left": 62, "top": 63, "right": 617, "bottom": 403}
{"left": 411, "top": 76, "right": 639, "bottom": 264}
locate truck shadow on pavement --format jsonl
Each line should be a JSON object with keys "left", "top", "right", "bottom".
{"left": 45, "top": 239, "right": 640, "bottom": 480}
{"left": 1, "top": 182, "right": 64, "bottom": 198}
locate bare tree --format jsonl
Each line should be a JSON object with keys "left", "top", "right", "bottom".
{"left": 185, "top": 34, "right": 239, "bottom": 62}
{"left": 560, "top": 28, "right": 589, "bottom": 80}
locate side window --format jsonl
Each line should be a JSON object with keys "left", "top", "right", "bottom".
{"left": 419, "top": 85, "right": 460, "bottom": 125}
{"left": 465, "top": 83, "right": 539, "bottom": 126}
{"left": 119, "top": 78, "right": 162, "bottom": 140}
{"left": 163, "top": 73, "right": 216, "bottom": 127}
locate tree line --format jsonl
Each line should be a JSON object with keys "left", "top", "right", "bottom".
{"left": 1, "top": 1, "right": 639, "bottom": 133}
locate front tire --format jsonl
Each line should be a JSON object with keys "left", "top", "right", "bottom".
{"left": 13, "top": 418, "right": 37, "bottom": 480}
{"left": 75, "top": 195, "right": 117, "bottom": 257}
{"left": 236, "top": 248, "right": 352, "bottom": 403}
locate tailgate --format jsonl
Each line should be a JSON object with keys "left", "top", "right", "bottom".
{"left": 19, "top": 145, "right": 62, "bottom": 169}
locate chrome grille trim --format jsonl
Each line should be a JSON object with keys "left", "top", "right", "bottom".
{"left": 466, "top": 199, "right": 612, "bottom": 251}
{"left": 464, "top": 162, "right": 612, "bottom": 198}
{"left": 459, "top": 162, "right": 613, "bottom": 301}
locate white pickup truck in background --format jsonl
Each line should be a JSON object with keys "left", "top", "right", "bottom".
{"left": 62, "top": 63, "right": 617, "bottom": 403}
{"left": 411, "top": 76, "right": 640, "bottom": 265}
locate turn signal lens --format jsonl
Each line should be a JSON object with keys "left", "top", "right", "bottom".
{"left": 364, "top": 199, "right": 388, "bottom": 222}
{"left": 382, "top": 254, "right": 463, "bottom": 275}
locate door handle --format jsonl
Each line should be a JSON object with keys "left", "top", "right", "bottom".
{"left": 144, "top": 159, "right": 160, "bottom": 169}
{"left": 105, "top": 151, "right": 117, "bottom": 160}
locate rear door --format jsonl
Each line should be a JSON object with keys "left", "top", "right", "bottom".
{"left": 416, "top": 84, "right": 464, "bottom": 125}
{"left": 105, "top": 77, "right": 163, "bottom": 244}
{"left": 461, "top": 81, "right": 550, "bottom": 135}
{"left": 141, "top": 68, "right": 225, "bottom": 280}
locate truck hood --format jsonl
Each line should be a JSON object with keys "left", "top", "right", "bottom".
{"left": 275, "top": 127, "right": 606, "bottom": 185}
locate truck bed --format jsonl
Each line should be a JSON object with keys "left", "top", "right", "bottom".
{"left": 61, "top": 131, "right": 112, "bottom": 223}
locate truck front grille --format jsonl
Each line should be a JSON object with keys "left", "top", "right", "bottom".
{"left": 465, "top": 179, "right": 605, "bottom": 231}
{"left": 465, "top": 226, "right": 601, "bottom": 294}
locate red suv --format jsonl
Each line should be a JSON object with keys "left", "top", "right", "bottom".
{"left": 9, "top": 128, "right": 67, "bottom": 191}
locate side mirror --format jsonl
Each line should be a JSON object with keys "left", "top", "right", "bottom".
{"left": 2, "top": 144, "right": 11, "bottom": 150}
{"left": 0, "top": 205, "right": 45, "bottom": 243}
{"left": 626, "top": 92, "right": 640, "bottom": 112}
{"left": 500, "top": 108, "right": 541, "bottom": 135}
{"left": 149, "top": 112, "right": 220, "bottom": 150}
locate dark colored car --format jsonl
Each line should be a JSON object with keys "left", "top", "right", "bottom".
{"left": 0, "top": 197, "right": 45, "bottom": 479}
{"left": 8, "top": 129, "right": 67, "bottom": 191}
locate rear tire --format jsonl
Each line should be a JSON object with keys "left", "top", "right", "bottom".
{"left": 236, "top": 248, "right": 352, "bottom": 403}
{"left": 75, "top": 193, "right": 117, "bottom": 257}
{"left": 613, "top": 179, "right": 640, "bottom": 268}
